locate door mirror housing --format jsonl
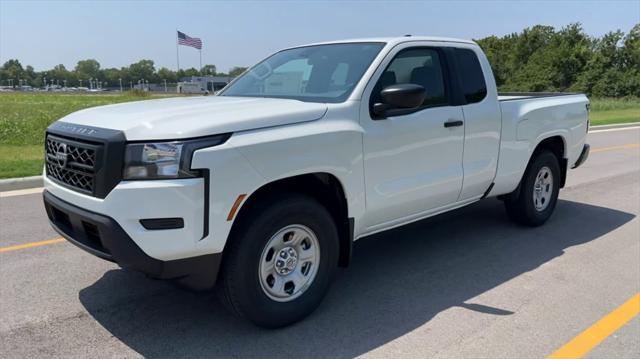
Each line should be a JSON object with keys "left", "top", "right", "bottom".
{"left": 372, "top": 84, "right": 426, "bottom": 117}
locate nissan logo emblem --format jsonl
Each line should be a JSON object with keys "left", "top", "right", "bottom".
{"left": 55, "top": 143, "right": 68, "bottom": 168}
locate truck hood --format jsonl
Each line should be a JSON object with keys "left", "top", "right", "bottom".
{"left": 58, "top": 96, "right": 328, "bottom": 140}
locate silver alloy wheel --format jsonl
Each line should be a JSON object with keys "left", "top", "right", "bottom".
{"left": 258, "top": 224, "right": 320, "bottom": 302}
{"left": 533, "top": 166, "right": 554, "bottom": 211}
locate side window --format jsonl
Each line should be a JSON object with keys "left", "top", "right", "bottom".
{"left": 454, "top": 48, "right": 487, "bottom": 104}
{"left": 372, "top": 48, "right": 448, "bottom": 108}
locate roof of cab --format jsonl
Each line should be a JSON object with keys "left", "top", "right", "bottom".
{"left": 295, "top": 36, "right": 477, "bottom": 48}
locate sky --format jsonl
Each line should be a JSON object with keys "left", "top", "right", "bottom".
{"left": 1, "top": 0, "right": 638, "bottom": 73}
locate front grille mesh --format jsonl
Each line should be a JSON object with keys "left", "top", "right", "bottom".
{"left": 45, "top": 136, "right": 99, "bottom": 194}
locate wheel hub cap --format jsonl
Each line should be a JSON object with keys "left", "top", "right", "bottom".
{"left": 258, "top": 224, "right": 320, "bottom": 302}
{"left": 533, "top": 166, "right": 554, "bottom": 211}
{"left": 275, "top": 247, "right": 298, "bottom": 275}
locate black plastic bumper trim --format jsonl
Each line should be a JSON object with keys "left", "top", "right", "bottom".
{"left": 43, "top": 190, "right": 222, "bottom": 286}
{"left": 573, "top": 144, "right": 590, "bottom": 169}
{"left": 140, "top": 218, "right": 184, "bottom": 230}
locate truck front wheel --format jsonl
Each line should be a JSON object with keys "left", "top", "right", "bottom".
{"left": 504, "top": 150, "right": 561, "bottom": 226}
{"left": 218, "top": 194, "right": 339, "bottom": 328}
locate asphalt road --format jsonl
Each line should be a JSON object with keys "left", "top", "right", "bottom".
{"left": 1, "top": 127, "right": 639, "bottom": 358}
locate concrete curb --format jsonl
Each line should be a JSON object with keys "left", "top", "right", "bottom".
{"left": 0, "top": 176, "right": 43, "bottom": 192}
{"left": 590, "top": 122, "right": 640, "bottom": 130}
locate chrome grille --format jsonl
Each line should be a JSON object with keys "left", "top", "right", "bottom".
{"left": 45, "top": 135, "right": 99, "bottom": 194}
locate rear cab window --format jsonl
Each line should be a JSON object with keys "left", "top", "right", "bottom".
{"left": 453, "top": 48, "right": 487, "bottom": 104}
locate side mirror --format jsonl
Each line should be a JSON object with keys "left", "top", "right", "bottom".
{"left": 372, "top": 83, "right": 426, "bottom": 117}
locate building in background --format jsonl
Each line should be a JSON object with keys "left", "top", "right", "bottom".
{"left": 177, "top": 76, "right": 234, "bottom": 94}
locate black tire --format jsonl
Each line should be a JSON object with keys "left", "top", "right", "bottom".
{"left": 218, "top": 193, "right": 339, "bottom": 328}
{"left": 504, "top": 150, "right": 561, "bottom": 226}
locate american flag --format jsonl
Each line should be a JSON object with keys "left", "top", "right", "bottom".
{"left": 177, "top": 31, "right": 202, "bottom": 50}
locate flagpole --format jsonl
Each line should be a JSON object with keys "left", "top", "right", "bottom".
{"left": 176, "top": 29, "right": 180, "bottom": 72}
{"left": 199, "top": 49, "right": 202, "bottom": 71}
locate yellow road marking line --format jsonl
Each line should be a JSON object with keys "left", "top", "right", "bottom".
{"left": 0, "top": 187, "right": 44, "bottom": 198}
{"left": 0, "top": 237, "right": 65, "bottom": 253}
{"left": 548, "top": 293, "right": 640, "bottom": 359}
{"left": 590, "top": 143, "right": 640, "bottom": 153}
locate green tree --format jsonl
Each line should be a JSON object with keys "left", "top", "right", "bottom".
{"left": 157, "top": 67, "right": 177, "bottom": 83}
{"left": 102, "top": 68, "right": 123, "bottom": 89}
{"left": 74, "top": 59, "right": 101, "bottom": 79}
{"left": 228, "top": 66, "right": 248, "bottom": 77}
{"left": 201, "top": 64, "right": 217, "bottom": 76}
{"left": 1, "top": 59, "right": 24, "bottom": 86}
{"left": 128, "top": 60, "right": 156, "bottom": 82}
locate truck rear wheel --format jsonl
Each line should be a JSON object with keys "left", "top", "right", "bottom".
{"left": 218, "top": 194, "right": 339, "bottom": 328}
{"left": 504, "top": 150, "right": 561, "bottom": 226}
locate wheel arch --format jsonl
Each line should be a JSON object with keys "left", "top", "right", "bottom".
{"left": 501, "top": 134, "right": 568, "bottom": 201}
{"left": 227, "top": 172, "right": 354, "bottom": 268}
{"left": 532, "top": 135, "right": 568, "bottom": 188}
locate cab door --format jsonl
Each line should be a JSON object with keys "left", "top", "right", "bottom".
{"left": 359, "top": 45, "right": 465, "bottom": 231}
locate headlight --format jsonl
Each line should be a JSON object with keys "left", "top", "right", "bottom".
{"left": 122, "top": 134, "right": 231, "bottom": 180}
{"left": 123, "top": 142, "right": 190, "bottom": 179}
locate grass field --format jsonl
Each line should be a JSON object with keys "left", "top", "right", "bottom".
{"left": 0, "top": 93, "right": 638, "bottom": 179}
{"left": 588, "top": 98, "right": 640, "bottom": 125}
{"left": 0, "top": 92, "right": 166, "bottom": 179}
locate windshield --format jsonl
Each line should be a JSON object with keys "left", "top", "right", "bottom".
{"left": 220, "top": 42, "right": 385, "bottom": 103}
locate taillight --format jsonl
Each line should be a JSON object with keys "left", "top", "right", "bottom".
{"left": 586, "top": 103, "right": 590, "bottom": 132}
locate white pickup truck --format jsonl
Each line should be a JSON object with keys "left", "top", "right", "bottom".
{"left": 43, "top": 36, "right": 590, "bottom": 327}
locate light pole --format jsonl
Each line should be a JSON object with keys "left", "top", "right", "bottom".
{"left": 119, "top": 78, "right": 122, "bottom": 92}
{"left": 63, "top": 79, "right": 67, "bottom": 88}
{"left": 43, "top": 77, "right": 47, "bottom": 88}
{"left": 79, "top": 79, "right": 82, "bottom": 88}
{"left": 163, "top": 79, "right": 167, "bottom": 92}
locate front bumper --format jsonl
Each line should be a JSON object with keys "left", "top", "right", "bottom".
{"left": 44, "top": 190, "right": 221, "bottom": 288}
{"left": 43, "top": 175, "right": 209, "bottom": 260}
{"left": 572, "top": 143, "right": 590, "bottom": 168}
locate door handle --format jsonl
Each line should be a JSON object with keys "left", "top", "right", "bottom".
{"left": 444, "top": 119, "right": 464, "bottom": 128}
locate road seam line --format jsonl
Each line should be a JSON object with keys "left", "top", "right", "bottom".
{"left": 548, "top": 292, "right": 640, "bottom": 359}
{"left": 0, "top": 237, "right": 65, "bottom": 253}
{"left": 0, "top": 187, "right": 44, "bottom": 198}
{"left": 589, "top": 126, "right": 640, "bottom": 133}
